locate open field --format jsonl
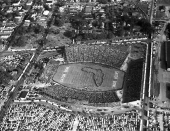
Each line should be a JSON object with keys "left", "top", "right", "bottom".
{"left": 53, "top": 63, "right": 125, "bottom": 92}
{"left": 45, "top": 33, "right": 71, "bottom": 47}
{"left": 45, "top": 24, "right": 72, "bottom": 48}
{"left": 37, "top": 51, "right": 60, "bottom": 60}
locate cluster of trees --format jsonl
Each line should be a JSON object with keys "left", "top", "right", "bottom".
{"left": 12, "top": 24, "right": 45, "bottom": 47}
{"left": 63, "top": 30, "right": 76, "bottom": 39}
{"left": 136, "top": 18, "right": 155, "bottom": 35}
{"left": 97, "top": 0, "right": 111, "bottom": 4}
{"left": 69, "top": 12, "right": 86, "bottom": 30}
{"left": 0, "top": 67, "right": 13, "bottom": 86}
{"left": 64, "top": 29, "right": 112, "bottom": 41}
{"left": 49, "top": 26, "right": 60, "bottom": 34}
{"left": 52, "top": 0, "right": 66, "bottom": 28}
{"left": 12, "top": 35, "right": 27, "bottom": 47}
{"left": 53, "top": 17, "right": 64, "bottom": 27}
{"left": 66, "top": 3, "right": 154, "bottom": 41}
{"left": 165, "top": 23, "right": 170, "bottom": 39}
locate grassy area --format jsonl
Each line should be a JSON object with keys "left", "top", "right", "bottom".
{"left": 39, "top": 60, "right": 60, "bottom": 83}
{"left": 38, "top": 51, "right": 61, "bottom": 60}
{"left": 136, "top": 2, "right": 149, "bottom": 15}
{"left": 53, "top": 63, "right": 124, "bottom": 91}
{"left": 45, "top": 24, "right": 72, "bottom": 48}
{"left": 45, "top": 33, "right": 71, "bottom": 47}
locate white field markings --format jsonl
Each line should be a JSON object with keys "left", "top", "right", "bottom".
{"left": 112, "top": 71, "right": 119, "bottom": 88}
{"left": 60, "top": 66, "right": 70, "bottom": 83}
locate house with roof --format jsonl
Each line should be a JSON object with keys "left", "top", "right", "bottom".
{"left": 14, "top": 16, "right": 22, "bottom": 24}
{"left": 84, "top": 6, "right": 93, "bottom": 15}
{"left": 46, "top": 0, "right": 54, "bottom": 5}
{"left": 3, "top": 28, "right": 14, "bottom": 34}
{"left": 69, "top": 7, "right": 79, "bottom": 15}
{"left": 43, "top": 10, "right": 50, "bottom": 16}
{"left": 5, "top": 22, "right": 16, "bottom": 28}
{"left": 26, "top": 0, "right": 33, "bottom": 6}
{"left": 0, "top": 26, "right": 5, "bottom": 30}
{"left": 0, "top": 34, "right": 11, "bottom": 39}
{"left": 24, "top": 20, "right": 31, "bottom": 26}
{"left": 12, "top": 1, "right": 20, "bottom": 6}
{"left": 6, "top": 7, "right": 13, "bottom": 13}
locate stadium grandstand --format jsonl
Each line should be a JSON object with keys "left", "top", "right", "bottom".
{"left": 122, "top": 58, "right": 144, "bottom": 103}
{"left": 65, "top": 44, "right": 129, "bottom": 68}
{"left": 36, "top": 42, "right": 146, "bottom": 113}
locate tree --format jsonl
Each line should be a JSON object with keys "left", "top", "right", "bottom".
{"left": 92, "top": 20, "right": 98, "bottom": 27}
{"left": 49, "top": 26, "right": 60, "bottom": 34}
{"left": 137, "top": 18, "right": 155, "bottom": 35}
{"left": 63, "top": 30, "right": 75, "bottom": 38}
{"left": 16, "top": 26, "right": 27, "bottom": 35}
{"left": 97, "top": 0, "right": 108, "bottom": 4}
{"left": 12, "top": 36, "right": 27, "bottom": 47}
{"left": 95, "top": 32, "right": 107, "bottom": 40}
{"left": 70, "top": 12, "right": 85, "bottom": 30}
{"left": 107, "top": 31, "right": 114, "bottom": 39}
{"left": 70, "top": 16, "right": 83, "bottom": 30}
{"left": 43, "top": 4, "right": 51, "bottom": 11}
{"left": 0, "top": 68, "right": 13, "bottom": 85}
{"left": 35, "top": 0, "right": 43, "bottom": 4}
{"left": 36, "top": 39, "right": 44, "bottom": 46}
{"left": 54, "top": 0, "right": 65, "bottom": 7}
{"left": 33, "top": 24, "right": 45, "bottom": 34}
{"left": 53, "top": 17, "right": 64, "bottom": 27}
{"left": 116, "top": 27, "right": 125, "bottom": 37}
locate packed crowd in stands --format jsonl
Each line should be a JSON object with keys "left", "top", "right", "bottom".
{"left": 65, "top": 44, "right": 129, "bottom": 68}
{"left": 36, "top": 85, "right": 120, "bottom": 106}
{"left": 122, "top": 59, "right": 144, "bottom": 103}
{"left": 0, "top": 103, "right": 141, "bottom": 131}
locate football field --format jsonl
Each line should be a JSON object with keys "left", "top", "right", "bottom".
{"left": 53, "top": 63, "right": 125, "bottom": 91}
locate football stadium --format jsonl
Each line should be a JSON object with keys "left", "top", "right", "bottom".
{"left": 37, "top": 43, "right": 146, "bottom": 113}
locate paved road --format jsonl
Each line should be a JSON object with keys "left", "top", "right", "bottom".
{"left": 139, "top": 0, "right": 155, "bottom": 130}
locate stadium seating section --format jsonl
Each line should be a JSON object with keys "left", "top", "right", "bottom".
{"left": 122, "top": 59, "right": 144, "bottom": 103}
{"left": 37, "top": 85, "right": 120, "bottom": 105}
{"left": 65, "top": 44, "right": 129, "bottom": 68}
